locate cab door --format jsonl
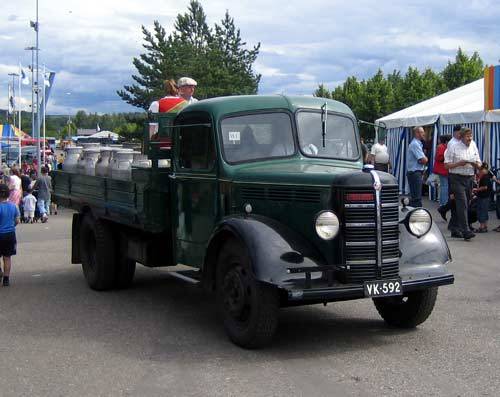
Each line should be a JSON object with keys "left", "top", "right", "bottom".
{"left": 171, "top": 111, "right": 218, "bottom": 268}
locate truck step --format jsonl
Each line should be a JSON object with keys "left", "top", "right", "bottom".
{"left": 167, "top": 270, "right": 200, "bottom": 284}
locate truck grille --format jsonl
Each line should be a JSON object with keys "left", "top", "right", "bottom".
{"left": 241, "top": 186, "right": 321, "bottom": 203}
{"left": 340, "top": 185, "right": 400, "bottom": 282}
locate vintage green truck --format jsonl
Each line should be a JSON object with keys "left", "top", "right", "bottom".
{"left": 53, "top": 95, "right": 454, "bottom": 348}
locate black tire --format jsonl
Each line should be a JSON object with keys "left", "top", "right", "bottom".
{"left": 373, "top": 287, "right": 438, "bottom": 328}
{"left": 80, "top": 214, "right": 116, "bottom": 291}
{"left": 216, "top": 240, "right": 280, "bottom": 349}
{"left": 114, "top": 238, "right": 136, "bottom": 289}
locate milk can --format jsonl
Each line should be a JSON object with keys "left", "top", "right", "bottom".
{"left": 108, "top": 148, "right": 133, "bottom": 177}
{"left": 110, "top": 150, "right": 134, "bottom": 180}
{"left": 84, "top": 149, "right": 101, "bottom": 176}
{"left": 95, "top": 147, "right": 112, "bottom": 177}
{"left": 63, "top": 146, "right": 83, "bottom": 173}
{"left": 76, "top": 150, "right": 87, "bottom": 174}
{"left": 80, "top": 142, "right": 101, "bottom": 150}
{"left": 131, "top": 152, "right": 151, "bottom": 168}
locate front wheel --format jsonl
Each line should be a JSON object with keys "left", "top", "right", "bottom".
{"left": 373, "top": 287, "right": 438, "bottom": 328}
{"left": 216, "top": 240, "right": 280, "bottom": 349}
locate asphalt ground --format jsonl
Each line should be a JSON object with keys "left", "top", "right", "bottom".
{"left": 0, "top": 202, "right": 499, "bottom": 396}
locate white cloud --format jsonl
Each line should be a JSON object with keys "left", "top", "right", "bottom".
{"left": 1, "top": 0, "right": 498, "bottom": 114}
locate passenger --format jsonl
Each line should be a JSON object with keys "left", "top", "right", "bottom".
{"left": 177, "top": 77, "right": 198, "bottom": 104}
{"left": 148, "top": 79, "right": 187, "bottom": 113}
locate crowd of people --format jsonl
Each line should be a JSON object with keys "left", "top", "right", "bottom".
{"left": 407, "top": 124, "right": 498, "bottom": 241}
{"left": 0, "top": 162, "right": 54, "bottom": 287}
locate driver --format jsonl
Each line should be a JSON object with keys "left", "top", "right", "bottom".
{"left": 302, "top": 143, "right": 319, "bottom": 156}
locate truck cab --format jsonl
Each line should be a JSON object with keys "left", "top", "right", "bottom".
{"left": 54, "top": 95, "right": 454, "bottom": 348}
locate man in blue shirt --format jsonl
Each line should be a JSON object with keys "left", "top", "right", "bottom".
{"left": 406, "top": 126, "right": 428, "bottom": 207}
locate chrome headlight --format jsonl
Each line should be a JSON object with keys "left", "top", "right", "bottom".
{"left": 405, "top": 208, "right": 432, "bottom": 237}
{"left": 315, "top": 211, "right": 340, "bottom": 240}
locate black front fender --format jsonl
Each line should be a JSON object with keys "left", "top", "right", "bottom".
{"left": 399, "top": 211, "right": 452, "bottom": 280}
{"left": 204, "top": 215, "right": 326, "bottom": 288}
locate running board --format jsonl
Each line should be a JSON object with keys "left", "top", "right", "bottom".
{"left": 167, "top": 271, "right": 200, "bottom": 284}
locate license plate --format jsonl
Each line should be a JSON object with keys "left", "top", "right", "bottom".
{"left": 364, "top": 279, "right": 402, "bottom": 298}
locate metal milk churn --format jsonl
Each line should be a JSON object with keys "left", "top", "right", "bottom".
{"left": 110, "top": 150, "right": 134, "bottom": 180}
{"left": 84, "top": 148, "right": 101, "bottom": 176}
{"left": 63, "top": 146, "right": 83, "bottom": 173}
{"left": 95, "top": 147, "right": 112, "bottom": 177}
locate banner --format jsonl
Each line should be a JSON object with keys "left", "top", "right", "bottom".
{"left": 484, "top": 65, "right": 500, "bottom": 110}
{"left": 20, "top": 64, "right": 30, "bottom": 85}
{"left": 40, "top": 71, "right": 56, "bottom": 115}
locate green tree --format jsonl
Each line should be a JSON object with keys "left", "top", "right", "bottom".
{"left": 314, "top": 84, "right": 332, "bottom": 99}
{"left": 442, "top": 48, "right": 484, "bottom": 90}
{"left": 316, "top": 48, "right": 485, "bottom": 123}
{"left": 360, "top": 70, "right": 395, "bottom": 122}
{"left": 118, "top": 1, "right": 260, "bottom": 110}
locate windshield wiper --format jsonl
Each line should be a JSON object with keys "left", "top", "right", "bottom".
{"left": 321, "top": 102, "right": 327, "bottom": 148}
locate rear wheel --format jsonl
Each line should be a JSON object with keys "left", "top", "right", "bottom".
{"left": 373, "top": 287, "right": 438, "bottom": 328}
{"left": 216, "top": 240, "right": 279, "bottom": 349}
{"left": 80, "top": 215, "right": 116, "bottom": 291}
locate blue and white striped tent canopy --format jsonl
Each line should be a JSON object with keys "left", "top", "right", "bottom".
{"left": 375, "top": 79, "right": 500, "bottom": 194}
{"left": 0, "top": 124, "right": 23, "bottom": 149}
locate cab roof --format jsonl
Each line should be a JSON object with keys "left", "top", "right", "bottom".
{"left": 180, "top": 95, "right": 355, "bottom": 119}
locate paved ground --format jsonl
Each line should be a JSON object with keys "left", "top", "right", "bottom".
{"left": 0, "top": 202, "right": 499, "bottom": 396}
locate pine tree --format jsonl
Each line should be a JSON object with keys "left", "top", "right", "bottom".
{"left": 118, "top": 1, "right": 260, "bottom": 110}
{"left": 314, "top": 84, "right": 332, "bottom": 99}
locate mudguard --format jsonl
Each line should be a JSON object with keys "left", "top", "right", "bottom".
{"left": 204, "top": 214, "right": 326, "bottom": 288}
{"left": 398, "top": 208, "right": 452, "bottom": 280}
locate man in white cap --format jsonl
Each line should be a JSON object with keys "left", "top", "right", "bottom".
{"left": 177, "top": 77, "right": 198, "bottom": 104}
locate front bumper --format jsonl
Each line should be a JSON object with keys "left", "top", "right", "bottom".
{"left": 283, "top": 273, "right": 454, "bottom": 304}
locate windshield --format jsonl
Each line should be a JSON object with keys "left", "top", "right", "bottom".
{"left": 220, "top": 112, "right": 295, "bottom": 163}
{"left": 296, "top": 111, "right": 360, "bottom": 160}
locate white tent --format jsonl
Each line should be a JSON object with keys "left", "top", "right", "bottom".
{"left": 88, "top": 130, "right": 120, "bottom": 140}
{"left": 376, "top": 78, "right": 500, "bottom": 194}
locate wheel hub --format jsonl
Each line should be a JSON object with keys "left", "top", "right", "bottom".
{"left": 223, "top": 267, "right": 250, "bottom": 320}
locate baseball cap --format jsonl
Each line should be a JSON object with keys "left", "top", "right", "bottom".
{"left": 177, "top": 77, "right": 197, "bottom": 87}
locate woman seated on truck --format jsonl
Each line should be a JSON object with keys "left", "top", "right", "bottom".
{"left": 148, "top": 79, "right": 187, "bottom": 114}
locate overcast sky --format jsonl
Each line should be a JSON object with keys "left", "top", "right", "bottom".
{"left": 1, "top": 0, "right": 499, "bottom": 115}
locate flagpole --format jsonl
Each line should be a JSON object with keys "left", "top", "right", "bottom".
{"left": 42, "top": 65, "right": 46, "bottom": 165}
{"left": 35, "top": 0, "right": 41, "bottom": 175}
{"left": 18, "top": 66, "right": 22, "bottom": 166}
{"left": 25, "top": 47, "right": 36, "bottom": 165}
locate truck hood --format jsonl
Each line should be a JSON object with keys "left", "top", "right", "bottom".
{"left": 228, "top": 159, "right": 365, "bottom": 187}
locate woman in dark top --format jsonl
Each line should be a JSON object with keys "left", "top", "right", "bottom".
{"left": 473, "top": 163, "right": 493, "bottom": 233}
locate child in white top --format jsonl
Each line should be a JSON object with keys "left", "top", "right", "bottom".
{"left": 22, "top": 189, "right": 37, "bottom": 223}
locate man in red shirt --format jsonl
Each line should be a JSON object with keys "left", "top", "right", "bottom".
{"left": 434, "top": 134, "right": 451, "bottom": 219}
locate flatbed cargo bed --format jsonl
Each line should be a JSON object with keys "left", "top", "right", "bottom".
{"left": 52, "top": 168, "right": 171, "bottom": 233}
